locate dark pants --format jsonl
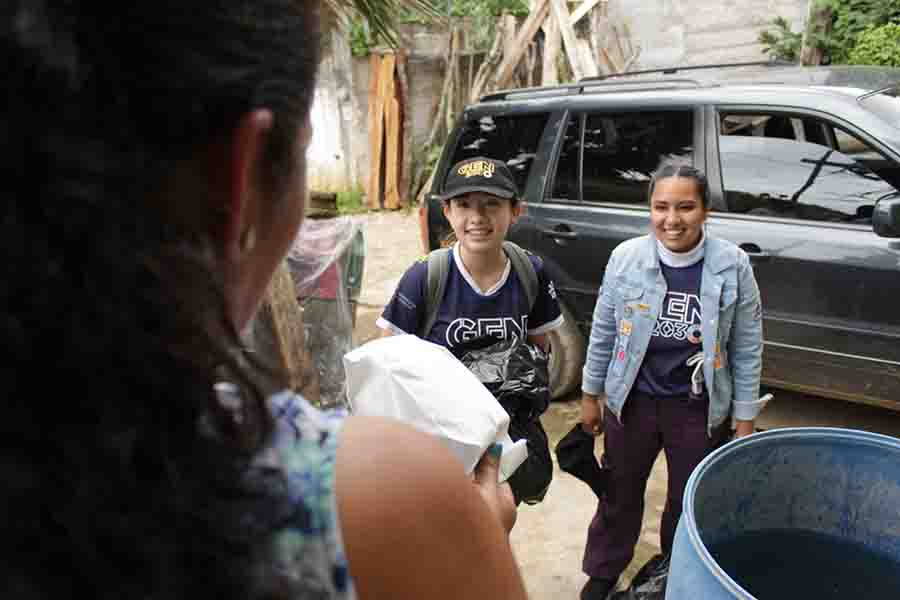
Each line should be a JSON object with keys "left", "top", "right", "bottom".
{"left": 582, "top": 391, "right": 729, "bottom": 580}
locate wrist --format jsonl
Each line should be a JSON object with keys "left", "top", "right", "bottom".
{"left": 734, "top": 419, "right": 755, "bottom": 437}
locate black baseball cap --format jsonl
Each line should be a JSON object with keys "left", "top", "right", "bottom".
{"left": 440, "top": 157, "right": 519, "bottom": 202}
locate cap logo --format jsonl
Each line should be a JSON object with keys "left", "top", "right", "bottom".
{"left": 458, "top": 160, "right": 495, "bottom": 179}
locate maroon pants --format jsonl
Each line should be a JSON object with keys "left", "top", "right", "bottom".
{"left": 582, "top": 391, "right": 729, "bottom": 580}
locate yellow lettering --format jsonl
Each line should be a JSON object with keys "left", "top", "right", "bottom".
{"left": 457, "top": 160, "right": 495, "bottom": 178}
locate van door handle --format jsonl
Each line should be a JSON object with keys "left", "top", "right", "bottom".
{"left": 540, "top": 227, "right": 578, "bottom": 240}
{"left": 740, "top": 243, "right": 771, "bottom": 262}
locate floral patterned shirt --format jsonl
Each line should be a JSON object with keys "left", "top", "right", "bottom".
{"left": 260, "top": 391, "right": 355, "bottom": 599}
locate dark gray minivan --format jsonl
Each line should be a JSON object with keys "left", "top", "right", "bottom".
{"left": 423, "top": 65, "right": 900, "bottom": 408}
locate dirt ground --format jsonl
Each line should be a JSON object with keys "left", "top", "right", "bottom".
{"left": 352, "top": 210, "right": 664, "bottom": 597}
{"left": 350, "top": 209, "right": 900, "bottom": 598}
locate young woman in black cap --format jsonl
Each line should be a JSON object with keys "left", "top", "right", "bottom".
{"left": 379, "top": 156, "right": 565, "bottom": 504}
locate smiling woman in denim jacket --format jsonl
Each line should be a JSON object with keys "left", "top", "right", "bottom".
{"left": 578, "top": 164, "right": 764, "bottom": 600}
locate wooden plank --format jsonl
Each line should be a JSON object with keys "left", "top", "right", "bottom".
{"left": 601, "top": 46, "right": 622, "bottom": 73}
{"left": 384, "top": 96, "right": 401, "bottom": 209}
{"left": 383, "top": 52, "right": 399, "bottom": 209}
{"left": 623, "top": 44, "right": 641, "bottom": 72}
{"left": 611, "top": 24, "right": 627, "bottom": 70}
{"left": 445, "top": 27, "right": 459, "bottom": 137}
{"left": 503, "top": 14, "right": 518, "bottom": 63}
{"left": 370, "top": 53, "right": 395, "bottom": 209}
{"left": 526, "top": 42, "right": 537, "bottom": 87}
{"left": 366, "top": 54, "right": 383, "bottom": 209}
{"left": 470, "top": 17, "right": 506, "bottom": 102}
{"left": 577, "top": 38, "right": 598, "bottom": 78}
{"left": 549, "top": 0, "right": 584, "bottom": 81}
{"left": 492, "top": 0, "right": 550, "bottom": 89}
{"left": 589, "top": 10, "right": 609, "bottom": 74}
{"left": 569, "top": 0, "right": 604, "bottom": 26}
{"left": 621, "top": 21, "right": 634, "bottom": 58}
{"left": 395, "top": 50, "right": 412, "bottom": 208}
{"left": 541, "top": 8, "right": 560, "bottom": 85}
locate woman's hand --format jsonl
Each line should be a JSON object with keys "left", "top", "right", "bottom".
{"left": 474, "top": 444, "right": 517, "bottom": 533}
{"left": 337, "top": 418, "right": 529, "bottom": 600}
{"left": 734, "top": 419, "right": 755, "bottom": 438}
{"left": 581, "top": 393, "right": 604, "bottom": 436}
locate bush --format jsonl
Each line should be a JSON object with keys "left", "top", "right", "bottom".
{"left": 337, "top": 188, "right": 367, "bottom": 214}
{"left": 819, "top": 0, "right": 900, "bottom": 63}
{"left": 759, "top": 16, "right": 803, "bottom": 61}
{"left": 349, "top": 19, "right": 374, "bottom": 57}
{"left": 848, "top": 23, "right": 900, "bottom": 66}
{"left": 759, "top": 0, "right": 900, "bottom": 64}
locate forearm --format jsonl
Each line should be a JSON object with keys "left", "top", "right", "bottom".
{"left": 337, "top": 418, "right": 528, "bottom": 600}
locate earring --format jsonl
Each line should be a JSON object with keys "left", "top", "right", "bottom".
{"left": 239, "top": 227, "right": 257, "bottom": 253}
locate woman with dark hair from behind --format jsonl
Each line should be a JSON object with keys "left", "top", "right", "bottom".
{"left": 0, "top": 2, "right": 526, "bottom": 598}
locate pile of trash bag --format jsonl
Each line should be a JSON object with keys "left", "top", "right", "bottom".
{"left": 461, "top": 338, "right": 553, "bottom": 505}
{"left": 282, "top": 216, "right": 365, "bottom": 409}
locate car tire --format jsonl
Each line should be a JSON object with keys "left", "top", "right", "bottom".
{"left": 547, "top": 300, "right": 586, "bottom": 400}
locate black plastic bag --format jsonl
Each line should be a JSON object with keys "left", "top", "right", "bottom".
{"left": 554, "top": 423, "right": 610, "bottom": 500}
{"left": 611, "top": 554, "right": 669, "bottom": 600}
{"left": 461, "top": 337, "right": 550, "bottom": 420}
{"left": 461, "top": 338, "right": 552, "bottom": 504}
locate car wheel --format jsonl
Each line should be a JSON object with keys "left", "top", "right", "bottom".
{"left": 547, "top": 300, "right": 585, "bottom": 400}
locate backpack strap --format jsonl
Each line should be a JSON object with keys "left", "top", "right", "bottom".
{"left": 420, "top": 242, "right": 538, "bottom": 338}
{"left": 419, "top": 247, "right": 452, "bottom": 338}
{"left": 503, "top": 241, "right": 538, "bottom": 313}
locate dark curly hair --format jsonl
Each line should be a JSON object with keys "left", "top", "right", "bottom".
{"left": 1, "top": 1, "right": 320, "bottom": 598}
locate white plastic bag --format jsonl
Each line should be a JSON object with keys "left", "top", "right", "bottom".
{"left": 343, "top": 335, "right": 528, "bottom": 482}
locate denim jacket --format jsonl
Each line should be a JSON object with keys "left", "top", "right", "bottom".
{"left": 582, "top": 235, "right": 764, "bottom": 434}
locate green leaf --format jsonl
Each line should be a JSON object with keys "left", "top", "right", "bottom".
{"left": 324, "top": 0, "right": 443, "bottom": 47}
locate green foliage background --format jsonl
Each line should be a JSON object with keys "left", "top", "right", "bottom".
{"left": 350, "top": 0, "right": 530, "bottom": 56}
{"left": 848, "top": 23, "right": 900, "bottom": 67}
{"left": 759, "top": 0, "right": 900, "bottom": 65}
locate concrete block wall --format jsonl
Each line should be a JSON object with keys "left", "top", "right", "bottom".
{"left": 608, "top": 0, "right": 809, "bottom": 68}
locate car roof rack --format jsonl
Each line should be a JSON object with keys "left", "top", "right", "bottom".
{"left": 480, "top": 78, "right": 703, "bottom": 102}
{"left": 479, "top": 60, "right": 796, "bottom": 103}
{"left": 579, "top": 59, "right": 795, "bottom": 83}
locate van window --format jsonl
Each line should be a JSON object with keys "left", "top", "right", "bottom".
{"left": 549, "top": 110, "right": 694, "bottom": 204}
{"left": 445, "top": 113, "right": 550, "bottom": 196}
{"left": 719, "top": 111, "right": 898, "bottom": 223}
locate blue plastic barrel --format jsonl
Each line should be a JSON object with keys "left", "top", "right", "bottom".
{"left": 667, "top": 428, "right": 900, "bottom": 599}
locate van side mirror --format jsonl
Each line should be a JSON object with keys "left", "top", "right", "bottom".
{"left": 873, "top": 195, "right": 900, "bottom": 238}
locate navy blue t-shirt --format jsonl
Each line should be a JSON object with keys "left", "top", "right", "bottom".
{"left": 377, "top": 246, "right": 564, "bottom": 357}
{"left": 635, "top": 260, "right": 704, "bottom": 397}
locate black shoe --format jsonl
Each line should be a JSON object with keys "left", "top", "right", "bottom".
{"left": 580, "top": 577, "right": 617, "bottom": 600}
